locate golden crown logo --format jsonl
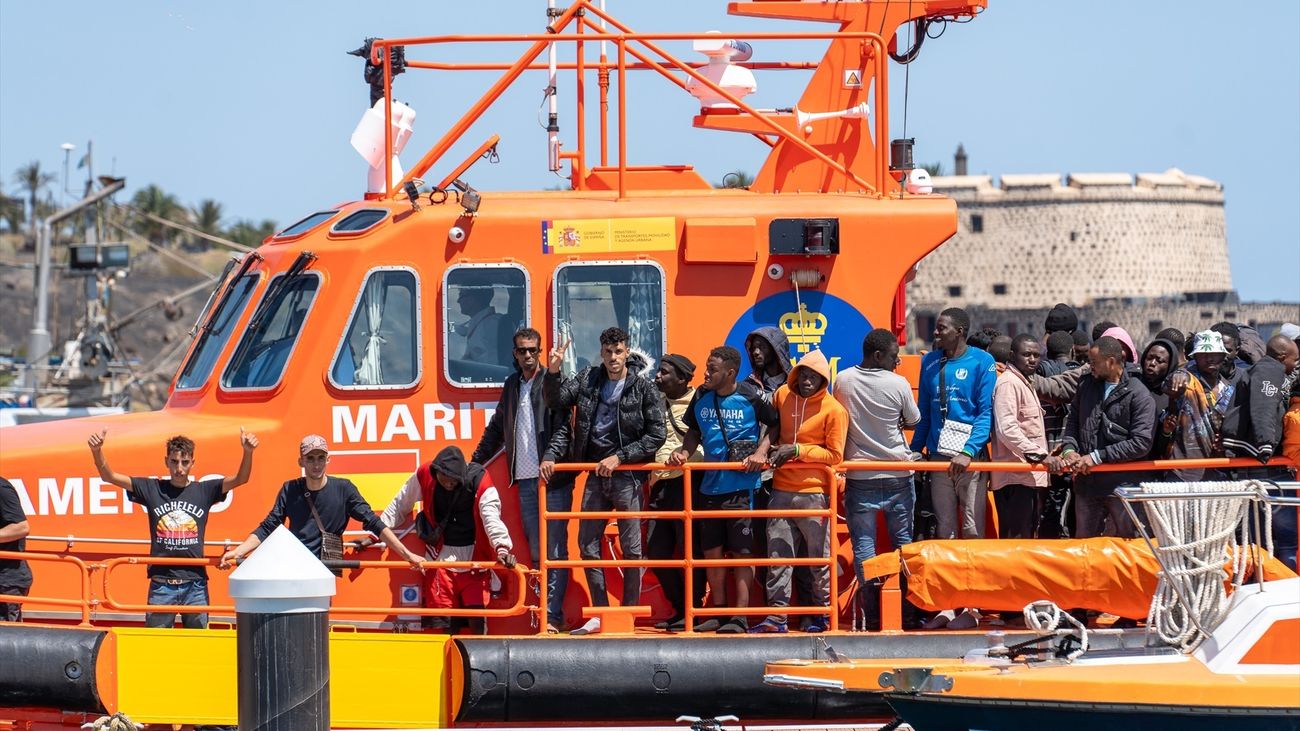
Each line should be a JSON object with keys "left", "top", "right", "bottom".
{"left": 779, "top": 303, "right": 827, "bottom": 354}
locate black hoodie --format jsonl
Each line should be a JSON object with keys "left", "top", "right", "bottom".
{"left": 744, "top": 326, "right": 792, "bottom": 396}
{"left": 429, "top": 446, "right": 486, "bottom": 547}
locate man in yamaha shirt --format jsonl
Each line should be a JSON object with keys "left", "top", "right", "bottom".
{"left": 88, "top": 429, "right": 259, "bottom": 628}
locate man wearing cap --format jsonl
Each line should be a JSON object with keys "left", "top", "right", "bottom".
{"left": 1164, "top": 331, "right": 1239, "bottom": 481}
{"left": 89, "top": 429, "right": 258, "bottom": 628}
{"left": 375, "top": 446, "right": 516, "bottom": 634}
{"left": 471, "top": 326, "right": 575, "bottom": 633}
{"left": 647, "top": 353, "right": 705, "bottom": 631}
{"left": 221, "top": 435, "right": 422, "bottom": 571}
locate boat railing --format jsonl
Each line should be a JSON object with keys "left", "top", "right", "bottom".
{"left": 0, "top": 550, "right": 93, "bottom": 626}
{"left": 541, "top": 461, "right": 844, "bottom": 632}
{"left": 365, "top": 0, "right": 893, "bottom": 198}
{"left": 1113, "top": 480, "right": 1298, "bottom": 648}
{"left": 535, "top": 456, "right": 1296, "bottom": 634}
{"left": 3, "top": 457, "right": 1293, "bottom": 631}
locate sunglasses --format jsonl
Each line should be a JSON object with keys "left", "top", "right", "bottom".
{"left": 514, "top": 346, "right": 540, "bottom": 355}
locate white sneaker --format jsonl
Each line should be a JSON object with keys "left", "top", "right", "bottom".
{"left": 570, "top": 617, "right": 601, "bottom": 636}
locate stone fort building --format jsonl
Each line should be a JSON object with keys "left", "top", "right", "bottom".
{"left": 906, "top": 159, "right": 1298, "bottom": 348}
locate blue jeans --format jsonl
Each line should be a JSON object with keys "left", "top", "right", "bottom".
{"left": 519, "top": 477, "right": 574, "bottom": 627}
{"left": 845, "top": 477, "right": 914, "bottom": 585}
{"left": 145, "top": 578, "right": 209, "bottom": 628}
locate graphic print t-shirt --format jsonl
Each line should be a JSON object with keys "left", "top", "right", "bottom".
{"left": 129, "top": 477, "right": 224, "bottom": 581}
{"left": 686, "top": 382, "right": 780, "bottom": 495}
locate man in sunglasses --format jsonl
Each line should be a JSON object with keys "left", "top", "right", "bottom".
{"left": 472, "top": 327, "right": 577, "bottom": 633}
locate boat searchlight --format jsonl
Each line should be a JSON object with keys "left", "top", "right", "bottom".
{"left": 685, "top": 33, "right": 756, "bottom": 109}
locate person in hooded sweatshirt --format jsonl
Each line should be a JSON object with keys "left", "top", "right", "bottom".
{"left": 749, "top": 350, "right": 847, "bottom": 634}
{"left": 376, "top": 446, "right": 516, "bottom": 634}
{"left": 745, "top": 327, "right": 793, "bottom": 398}
{"left": 541, "top": 326, "right": 665, "bottom": 636}
{"left": 1139, "top": 336, "right": 1181, "bottom": 463}
{"left": 743, "top": 325, "right": 816, "bottom": 618}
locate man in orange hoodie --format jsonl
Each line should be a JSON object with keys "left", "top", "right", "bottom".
{"left": 750, "top": 350, "right": 848, "bottom": 633}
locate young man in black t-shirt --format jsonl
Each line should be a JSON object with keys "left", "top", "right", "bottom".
{"left": 0, "top": 477, "right": 33, "bottom": 622}
{"left": 220, "top": 435, "right": 422, "bottom": 571}
{"left": 89, "top": 429, "right": 259, "bottom": 628}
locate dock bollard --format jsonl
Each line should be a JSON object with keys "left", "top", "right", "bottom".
{"left": 228, "top": 525, "right": 337, "bottom": 731}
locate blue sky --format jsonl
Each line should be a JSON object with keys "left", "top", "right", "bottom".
{"left": 2, "top": 1, "right": 1296, "bottom": 302}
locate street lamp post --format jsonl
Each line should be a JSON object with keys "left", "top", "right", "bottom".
{"left": 60, "top": 143, "right": 76, "bottom": 205}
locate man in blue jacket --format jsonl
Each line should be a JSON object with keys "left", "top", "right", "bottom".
{"left": 910, "top": 308, "right": 997, "bottom": 540}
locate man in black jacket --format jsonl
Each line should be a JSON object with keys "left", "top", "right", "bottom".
{"left": 541, "top": 326, "right": 666, "bottom": 635}
{"left": 1223, "top": 334, "right": 1299, "bottom": 466}
{"left": 471, "top": 327, "right": 576, "bottom": 633}
{"left": 1047, "top": 336, "right": 1155, "bottom": 539}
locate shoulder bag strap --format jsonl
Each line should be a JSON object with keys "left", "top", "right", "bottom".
{"left": 713, "top": 391, "right": 732, "bottom": 447}
{"left": 665, "top": 400, "right": 688, "bottom": 437}
{"left": 938, "top": 357, "right": 949, "bottom": 421}
{"left": 303, "top": 481, "right": 329, "bottom": 535}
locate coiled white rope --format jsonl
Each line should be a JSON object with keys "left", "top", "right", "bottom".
{"left": 1022, "top": 599, "right": 1089, "bottom": 660}
{"left": 1139, "top": 480, "right": 1273, "bottom": 651}
{"left": 81, "top": 713, "right": 141, "bottom": 731}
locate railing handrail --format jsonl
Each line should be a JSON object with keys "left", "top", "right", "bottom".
{"left": 90, "top": 556, "right": 531, "bottom": 619}
{"left": 538, "top": 462, "right": 843, "bottom": 632}
{"left": 0, "top": 549, "right": 93, "bottom": 626}
{"left": 6, "top": 457, "right": 1295, "bottom": 631}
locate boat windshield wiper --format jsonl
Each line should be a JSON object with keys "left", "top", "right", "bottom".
{"left": 190, "top": 252, "right": 262, "bottom": 339}
{"left": 177, "top": 251, "right": 263, "bottom": 383}
{"left": 242, "top": 251, "right": 318, "bottom": 338}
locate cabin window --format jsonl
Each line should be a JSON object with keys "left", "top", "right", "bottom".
{"left": 443, "top": 264, "right": 529, "bottom": 387}
{"left": 553, "top": 262, "right": 666, "bottom": 377}
{"left": 221, "top": 272, "right": 321, "bottom": 390}
{"left": 331, "top": 268, "right": 420, "bottom": 389}
{"left": 330, "top": 208, "right": 388, "bottom": 235}
{"left": 273, "top": 210, "right": 338, "bottom": 239}
{"left": 176, "top": 274, "right": 258, "bottom": 390}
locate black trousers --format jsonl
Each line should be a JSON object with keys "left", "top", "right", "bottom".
{"left": 995, "top": 484, "right": 1041, "bottom": 539}
{"left": 646, "top": 474, "right": 707, "bottom": 616}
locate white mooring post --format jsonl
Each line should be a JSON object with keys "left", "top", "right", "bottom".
{"left": 229, "top": 526, "right": 337, "bottom": 731}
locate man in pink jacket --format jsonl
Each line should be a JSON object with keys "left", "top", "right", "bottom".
{"left": 991, "top": 334, "right": 1050, "bottom": 538}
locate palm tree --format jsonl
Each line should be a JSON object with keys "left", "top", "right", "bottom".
{"left": 130, "top": 184, "right": 183, "bottom": 247}
{"left": 0, "top": 184, "right": 24, "bottom": 235}
{"left": 13, "top": 161, "right": 56, "bottom": 249}
{"left": 226, "top": 218, "right": 278, "bottom": 248}
{"left": 189, "top": 199, "right": 224, "bottom": 251}
{"left": 716, "top": 169, "right": 754, "bottom": 189}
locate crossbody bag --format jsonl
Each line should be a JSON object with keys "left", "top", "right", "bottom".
{"left": 304, "top": 484, "right": 344, "bottom": 562}
{"left": 714, "top": 391, "right": 758, "bottom": 462}
{"left": 935, "top": 357, "right": 974, "bottom": 457}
